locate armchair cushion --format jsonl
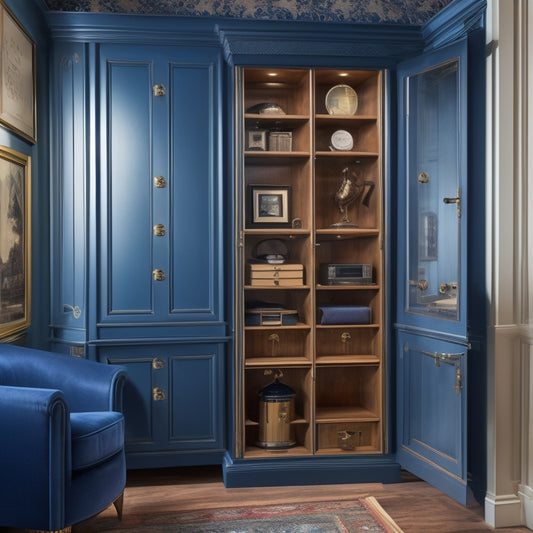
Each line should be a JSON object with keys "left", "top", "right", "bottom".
{"left": 71, "top": 411, "right": 124, "bottom": 470}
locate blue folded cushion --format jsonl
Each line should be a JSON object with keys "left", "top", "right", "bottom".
{"left": 319, "top": 305, "right": 371, "bottom": 325}
{"left": 70, "top": 411, "right": 124, "bottom": 471}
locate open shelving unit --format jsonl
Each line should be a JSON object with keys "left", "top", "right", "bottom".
{"left": 236, "top": 66, "right": 383, "bottom": 459}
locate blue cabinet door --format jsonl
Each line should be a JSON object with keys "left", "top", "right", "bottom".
{"left": 395, "top": 39, "right": 470, "bottom": 503}
{"left": 102, "top": 342, "right": 226, "bottom": 466}
{"left": 96, "top": 45, "right": 223, "bottom": 334}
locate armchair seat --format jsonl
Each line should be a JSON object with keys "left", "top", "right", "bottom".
{"left": 71, "top": 411, "right": 124, "bottom": 471}
{"left": 0, "top": 344, "right": 127, "bottom": 533}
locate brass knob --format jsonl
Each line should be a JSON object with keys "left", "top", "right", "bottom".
{"left": 153, "top": 84, "right": 166, "bottom": 96}
{"left": 154, "top": 176, "right": 166, "bottom": 188}
{"left": 153, "top": 269, "right": 165, "bottom": 281}
{"left": 152, "top": 387, "right": 166, "bottom": 401}
{"left": 152, "top": 358, "right": 165, "bottom": 370}
{"left": 154, "top": 224, "right": 166, "bottom": 236}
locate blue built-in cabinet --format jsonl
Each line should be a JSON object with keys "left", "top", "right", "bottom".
{"left": 47, "top": 1, "right": 486, "bottom": 493}
{"left": 49, "top": 18, "right": 228, "bottom": 467}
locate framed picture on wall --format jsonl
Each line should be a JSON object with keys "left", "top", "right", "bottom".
{"left": 0, "top": 1, "right": 36, "bottom": 143}
{"left": 0, "top": 146, "right": 31, "bottom": 340}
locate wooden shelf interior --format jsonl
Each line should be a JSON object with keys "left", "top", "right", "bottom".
{"left": 244, "top": 68, "right": 312, "bottom": 117}
{"left": 244, "top": 160, "right": 312, "bottom": 230}
{"left": 315, "top": 365, "right": 381, "bottom": 417}
{"left": 315, "top": 157, "right": 381, "bottom": 229}
{"left": 316, "top": 326, "right": 381, "bottom": 359}
{"left": 244, "top": 289, "right": 313, "bottom": 326}
{"left": 239, "top": 67, "right": 383, "bottom": 459}
{"left": 316, "top": 420, "right": 381, "bottom": 453}
{"left": 243, "top": 367, "right": 313, "bottom": 453}
{"left": 245, "top": 327, "right": 313, "bottom": 363}
{"left": 314, "top": 69, "right": 380, "bottom": 116}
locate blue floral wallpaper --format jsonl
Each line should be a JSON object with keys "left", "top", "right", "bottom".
{"left": 43, "top": 0, "right": 454, "bottom": 25}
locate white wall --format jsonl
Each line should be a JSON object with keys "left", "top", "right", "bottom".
{"left": 485, "top": 0, "right": 532, "bottom": 527}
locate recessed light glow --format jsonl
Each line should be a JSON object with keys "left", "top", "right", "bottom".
{"left": 339, "top": 72, "right": 349, "bottom": 77}
{"left": 267, "top": 72, "right": 278, "bottom": 77}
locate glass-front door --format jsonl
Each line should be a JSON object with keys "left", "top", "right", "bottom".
{"left": 407, "top": 59, "right": 461, "bottom": 321}
{"left": 395, "top": 39, "right": 469, "bottom": 504}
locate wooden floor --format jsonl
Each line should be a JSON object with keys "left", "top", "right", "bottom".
{"left": 70, "top": 465, "right": 528, "bottom": 533}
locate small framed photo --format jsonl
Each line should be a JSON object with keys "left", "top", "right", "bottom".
{"left": 247, "top": 185, "right": 291, "bottom": 228}
{"left": 246, "top": 129, "right": 267, "bottom": 151}
{"left": 0, "top": 1, "right": 37, "bottom": 143}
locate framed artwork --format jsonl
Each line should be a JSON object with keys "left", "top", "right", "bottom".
{"left": 247, "top": 185, "right": 291, "bottom": 227}
{"left": 0, "top": 1, "right": 36, "bottom": 143}
{"left": 0, "top": 145, "right": 31, "bottom": 339}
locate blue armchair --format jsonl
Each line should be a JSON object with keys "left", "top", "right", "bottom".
{"left": 0, "top": 344, "right": 127, "bottom": 533}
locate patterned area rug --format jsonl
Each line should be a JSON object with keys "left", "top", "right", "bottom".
{"left": 90, "top": 497, "right": 403, "bottom": 533}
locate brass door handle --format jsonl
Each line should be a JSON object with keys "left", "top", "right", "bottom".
{"left": 443, "top": 188, "right": 461, "bottom": 218}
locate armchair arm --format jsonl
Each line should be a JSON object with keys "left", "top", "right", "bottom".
{"left": 0, "top": 344, "right": 126, "bottom": 412}
{"left": 0, "top": 385, "right": 70, "bottom": 531}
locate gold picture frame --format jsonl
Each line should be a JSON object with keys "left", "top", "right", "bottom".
{"left": 0, "top": 1, "right": 36, "bottom": 143}
{"left": 0, "top": 146, "right": 31, "bottom": 339}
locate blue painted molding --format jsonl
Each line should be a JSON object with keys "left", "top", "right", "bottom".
{"left": 422, "top": 0, "right": 486, "bottom": 50}
{"left": 222, "top": 452, "right": 402, "bottom": 488}
{"left": 45, "top": 11, "right": 221, "bottom": 44}
{"left": 216, "top": 20, "right": 424, "bottom": 68}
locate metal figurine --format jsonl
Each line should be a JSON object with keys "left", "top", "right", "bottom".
{"left": 331, "top": 164, "right": 375, "bottom": 228}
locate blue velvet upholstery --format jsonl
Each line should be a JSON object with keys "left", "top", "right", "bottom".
{"left": 0, "top": 344, "right": 127, "bottom": 532}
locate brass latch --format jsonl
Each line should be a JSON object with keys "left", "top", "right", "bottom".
{"left": 153, "top": 224, "right": 166, "bottom": 236}
{"left": 454, "top": 368, "right": 463, "bottom": 395}
{"left": 152, "top": 387, "right": 166, "bottom": 401}
{"left": 153, "top": 269, "right": 165, "bottom": 281}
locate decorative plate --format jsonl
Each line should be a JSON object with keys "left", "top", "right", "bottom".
{"left": 325, "top": 84, "right": 358, "bottom": 115}
{"left": 330, "top": 129, "right": 354, "bottom": 151}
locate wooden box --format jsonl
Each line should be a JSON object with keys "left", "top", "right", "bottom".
{"left": 247, "top": 263, "right": 304, "bottom": 287}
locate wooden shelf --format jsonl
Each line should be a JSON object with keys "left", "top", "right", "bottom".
{"left": 244, "top": 323, "right": 311, "bottom": 331}
{"left": 315, "top": 228, "right": 379, "bottom": 238}
{"left": 315, "top": 355, "right": 380, "bottom": 365}
{"left": 315, "top": 446, "right": 381, "bottom": 455}
{"left": 315, "top": 151, "right": 379, "bottom": 157}
{"left": 315, "top": 113, "right": 378, "bottom": 122}
{"left": 239, "top": 67, "right": 383, "bottom": 458}
{"left": 244, "top": 445, "right": 312, "bottom": 458}
{"left": 245, "top": 356, "right": 312, "bottom": 367}
{"left": 315, "top": 406, "right": 380, "bottom": 423}
{"left": 316, "top": 284, "right": 379, "bottom": 290}
{"left": 315, "top": 323, "right": 380, "bottom": 330}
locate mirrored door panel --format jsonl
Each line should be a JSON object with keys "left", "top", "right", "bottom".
{"left": 406, "top": 58, "right": 461, "bottom": 320}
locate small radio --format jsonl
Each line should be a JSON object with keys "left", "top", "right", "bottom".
{"left": 319, "top": 263, "right": 373, "bottom": 285}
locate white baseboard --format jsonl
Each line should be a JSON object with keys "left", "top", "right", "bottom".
{"left": 518, "top": 484, "right": 533, "bottom": 529}
{"left": 485, "top": 492, "right": 523, "bottom": 528}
